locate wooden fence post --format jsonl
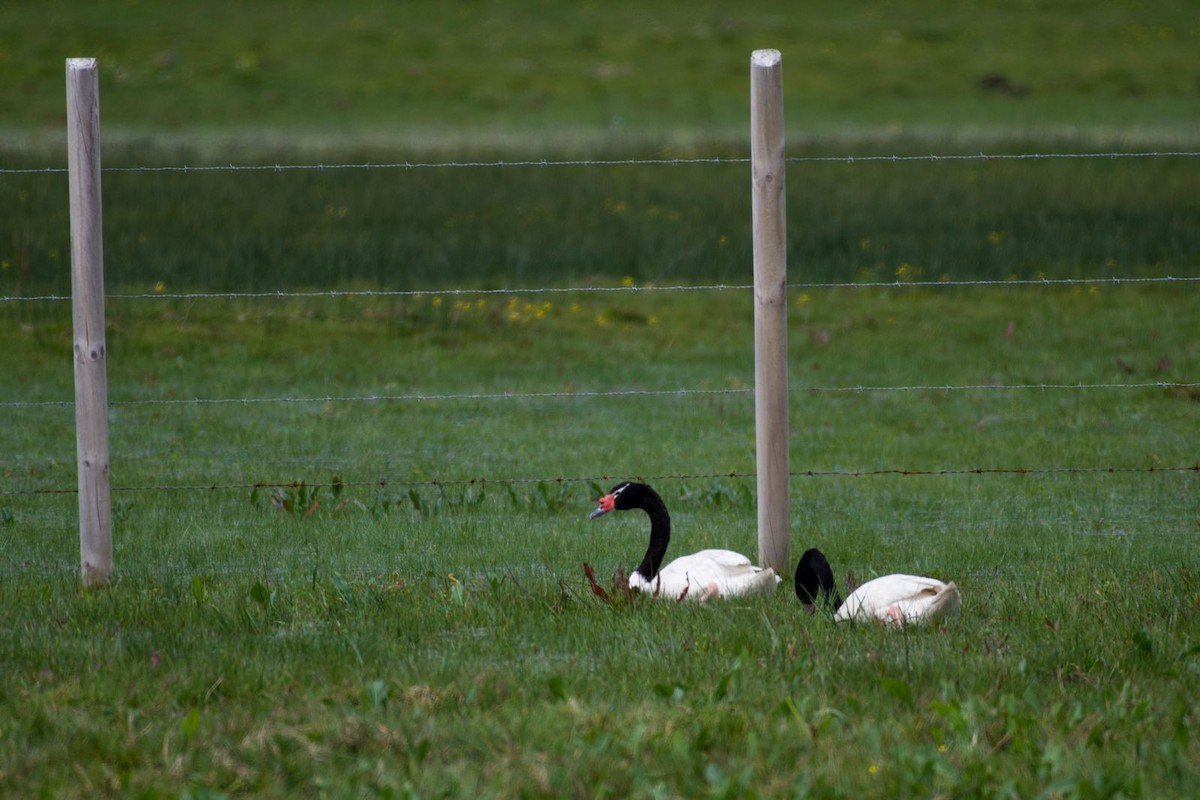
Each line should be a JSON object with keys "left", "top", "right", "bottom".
{"left": 66, "top": 57, "right": 113, "bottom": 588}
{"left": 750, "top": 49, "right": 790, "bottom": 575}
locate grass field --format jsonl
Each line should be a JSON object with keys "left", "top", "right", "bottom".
{"left": 2, "top": 1, "right": 1199, "bottom": 798}
{"left": 2, "top": 286, "right": 1198, "bottom": 797}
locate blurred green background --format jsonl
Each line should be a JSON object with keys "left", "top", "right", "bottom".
{"left": 1, "top": 1, "right": 1197, "bottom": 292}
{"left": 2, "top": 0, "right": 1197, "bottom": 152}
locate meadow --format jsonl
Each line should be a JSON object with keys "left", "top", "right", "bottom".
{"left": 2, "top": 281, "right": 1198, "bottom": 797}
{"left": 2, "top": 1, "right": 1200, "bottom": 798}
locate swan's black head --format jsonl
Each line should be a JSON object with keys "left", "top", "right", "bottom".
{"left": 794, "top": 547, "right": 841, "bottom": 610}
{"left": 589, "top": 481, "right": 659, "bottom": 519}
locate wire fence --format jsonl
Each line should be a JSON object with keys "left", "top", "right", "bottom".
{"left": 2, "top": 147, "right": 1197, "bottom": 509}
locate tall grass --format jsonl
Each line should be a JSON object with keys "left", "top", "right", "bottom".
{"left": 3, "top": 150, "right": 1199, "bottom": 295}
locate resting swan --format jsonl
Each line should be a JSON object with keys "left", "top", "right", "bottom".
{"left": 794, "top": 547, "right": 960, "bottom": 627}
{"left": 589, "top": 481, "right": 780, "bottom": 602}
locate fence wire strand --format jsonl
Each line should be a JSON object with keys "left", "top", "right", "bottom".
{"left": 3, "top": 150, "right": 1199, "bottom": 175}
{"left": 4, "top": 275, "right": 1199, "bottom": 304}
{"left": 5, "top": 465, "right": 1197, "bottom": 498}
{"left": 2, "top": 382, "right": 1197, "bottom": 410}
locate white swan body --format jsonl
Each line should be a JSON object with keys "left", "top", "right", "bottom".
{"left": 834, "top": 573, "right": 960, "bottom": 627}
{"left": 590, "top": 482, "right": 779, "bottom": 602}
{"left": 629, "top": 548, "right": 780, "bottom": 602}
{"left": 795, "top": 547, "right": 960, "bottom": 627}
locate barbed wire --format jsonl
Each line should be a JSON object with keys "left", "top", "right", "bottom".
{"left": 4, "top": 283, "right": 749, "bottom": 303}
{"left": 0, "top": 553, "right": 1192, "bottom": 584}
{"left": 3, "top": 275, "right": 1198, "bottom": 304}
{"left": 2, "top": 150, "right": 1198, "bottom": 175}
{"left": 5, "top": 465, "right": 1196, "bottom": 498}
{"left": 1, "top": 388, "right": 749, "bottom": 409}
{"left": 2, "top": 381, "right": 1196, "bottom": 410}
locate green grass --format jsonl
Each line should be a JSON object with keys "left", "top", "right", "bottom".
{"left": 4, "top": 287, "right": 1198, "bottom": 484}
{"left": 3, "top": 1, "right": 1199, "bottom": 295}
{"left": 2, "top": 2, "right": 1199, "bottom": 796}
{"left": 4, "top": 153, "right": 1199, "bottom": 294}
{"left": 2, "top": 0, "right": 1198, "bottom": 146}
{"left": 1, "top": 287, "right": 1198, "bottom": 797}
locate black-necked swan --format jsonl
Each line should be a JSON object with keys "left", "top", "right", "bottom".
{"left": 794, "top": 547, "right": 960, "bottom": 627}
{"left": 589, "top": 481, "right": 780, "bottom": 601}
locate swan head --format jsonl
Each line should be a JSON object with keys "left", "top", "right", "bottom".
{"left": 588, "top": 482, "right": 657, "bottom": 520}
{"left": 589, "top": 481, "right": 636, "bottom": 519}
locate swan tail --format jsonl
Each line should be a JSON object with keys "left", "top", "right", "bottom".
{"left": 927, "top": 581, "right": 961, "bottom": 621}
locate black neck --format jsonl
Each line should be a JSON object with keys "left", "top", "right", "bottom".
{"left": 794, "top": 548, "right": 842, "bottom": 610}
{"left": 633, "top": 489, "right": 671, "bottom": 580}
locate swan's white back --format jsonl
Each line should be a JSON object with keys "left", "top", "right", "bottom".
{"left": 628, "top": 549, "right": 781, "bottom": 601}
{"left": 834, "top": 574, "right": 960, "bottom": 626}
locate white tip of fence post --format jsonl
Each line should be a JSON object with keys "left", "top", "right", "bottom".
{"left": 67, "top": 57, "right": 98, "bottom": 70}
{"left": 751, "top": 49, "right": 782, "bottom": 68}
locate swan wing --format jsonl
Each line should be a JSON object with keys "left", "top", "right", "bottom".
{"left": 649, "top": 550, "right": 779, "bottom": 600}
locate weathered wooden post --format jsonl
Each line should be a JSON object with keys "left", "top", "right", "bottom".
{"left": 750, "top": 49, "right": 790, "bottom": 575}
{"left": 66, "top": 58, "right": 113, "bottom": 587}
